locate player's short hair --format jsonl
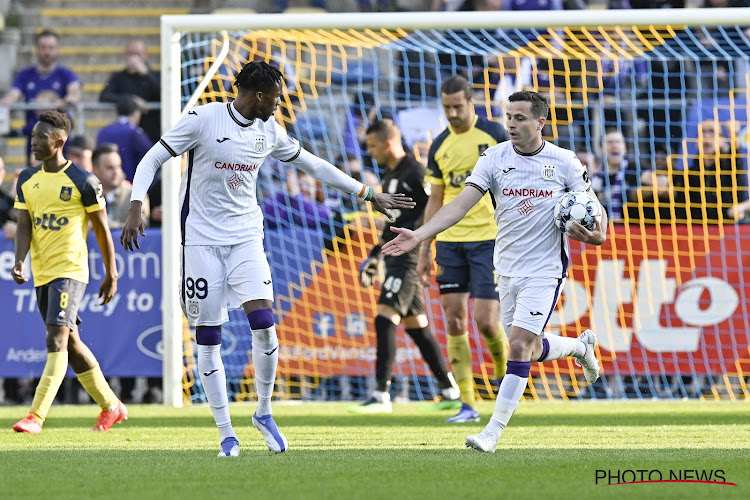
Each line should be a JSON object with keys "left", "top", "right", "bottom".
{"left": 441, "top": 75, "right": 473, "bottom": 100}
{"left": 366, "top": 119, "right": 400, "bottom": 142}
{"left": 234, "top": 61, "right": 283, "bottom": 93}
{"left": 92, "top": 143, "right": 120, "bottom": 166}
{"left": 37, "top": 110, "right": 71, "bottom": 135}
{"left": 35, "top": 30, "right": 59, "bottom": 45}
{"left": 508, "top": 90, "right": 549, "bottom": 119}
{"left": 67, "top": 134, "right": 93, "bottom": 153}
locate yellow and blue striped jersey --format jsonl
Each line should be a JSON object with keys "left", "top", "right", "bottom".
{"left": 426, "top": 116, "right": 509, "bottom": 242}
{"left": 14, "top": 161, "right": 105, "bottom": 286}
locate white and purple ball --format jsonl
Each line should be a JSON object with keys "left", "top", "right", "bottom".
{"left": 553, "top": 190, "right": 602, "bottom": 233}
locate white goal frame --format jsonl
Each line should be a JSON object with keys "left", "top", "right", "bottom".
{"left": 159, "top": 8, "right": 747, "bottom": 406}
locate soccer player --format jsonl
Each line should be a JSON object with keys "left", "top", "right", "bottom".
{"left": 12, "top": 110, "right": 127, "bottom": 434}
{"left": 349, "top": 119, "right": 460, "bottom": 413}
{"left": 420, "top": 75, "right": 509, "bottom": 423}
{"left": 382, "top": 91, "right": 606, "bottom": 453}
{"left": 120, "top": 62, "right": 414, "bottom": 456}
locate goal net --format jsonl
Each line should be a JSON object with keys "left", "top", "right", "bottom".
{"left": 161, "top": 9, "right": 750, "bottom": 405}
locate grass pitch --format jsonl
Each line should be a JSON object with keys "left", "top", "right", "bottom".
{"left": 1, "top": 401, "right": 748, "bottom": 499}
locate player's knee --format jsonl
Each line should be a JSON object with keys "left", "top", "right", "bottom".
{"left": 508, "top": 337, "right": 535, "bottom": 361}
{"left": 475, "top": 318, "right": 498, "bottom": 338}
{"left": 45, "top": 325, "right": 69, "bottom": 352}
{"left": 247, "top": 308, "right": 275, "bottom": 330}
{"left": 196, "top": 325, "right": 222, "bottom": 345}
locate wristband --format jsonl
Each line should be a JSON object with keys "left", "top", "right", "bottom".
{"left": 364, "top": 186, "right": 374, "bottom": 202}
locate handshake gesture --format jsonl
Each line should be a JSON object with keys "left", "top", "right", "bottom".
{"left": 358, "top": 244, "right": 382, "bottom": 288}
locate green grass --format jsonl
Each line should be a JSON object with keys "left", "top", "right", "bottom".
{"left": 1, "top": 401, "right": 749, "bottom": 499}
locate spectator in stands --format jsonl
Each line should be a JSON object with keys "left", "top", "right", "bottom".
{"left": 0, "top": 31, "right": 82, "bottom": 165}
{"left": 91, "top": 143, "right": 149, "bottom": 229}
{"left": 0, "top": 156, "right": 17, "bottom": 240}
{"left": 65, "top": 135, "right": 94, "bottom": 173}
{"left": 263, "top": 170, "right": 331, "bottom": 230}
{"left": 625, "top": 143, "right": 674, "bottom": 223}
{"left": 680, "top": 120, "right": 749, "bottom": 222}
{"left": 100, "top": 39, "right": 161, "bottom": 143}
{"left": 597, "top": 129, "right": 639, "bottom": 221}
{"left": 96, "top": 95, "right": 153, "bottom": 183}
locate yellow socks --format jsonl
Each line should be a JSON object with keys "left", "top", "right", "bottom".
{"left": 30, "top": 351, "right": 69, "bottom": 423}
{"left": 77, "top": 364, "right": 119, "bottom": 410}
{"left": 447, "top": 332, "right": 476, "bottom": 409}
{"left": 484, "top": 325, "right": 509, "bottom": 380}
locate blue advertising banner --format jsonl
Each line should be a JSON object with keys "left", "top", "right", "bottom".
{"left": 0, "top": 227, "right": 327, "bottom": 378}
{"left": 0, "top": 229, "right": 163, "bottom": 377}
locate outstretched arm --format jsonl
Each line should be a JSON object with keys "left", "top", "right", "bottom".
{"left": 290, "top": 149, "right": 415, "bottom": 220}
{"left": 382, "top": 186, "right": 483, "bottom": 256}
{"left": 89, "top": 209, "right": 119, "bottom": 304}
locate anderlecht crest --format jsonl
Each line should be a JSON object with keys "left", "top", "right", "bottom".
{"left": 60, "top": 186, "right": 72, "bottom": 201}
{"left": 255, "top": 136, "right": 266, "bottom": 153}
{"left": 542, "top": 165, "right": 556, "bottom": 180}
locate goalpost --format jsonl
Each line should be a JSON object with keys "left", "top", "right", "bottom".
{"left": 160, "top": 9, "right": 750, "bottom": 406}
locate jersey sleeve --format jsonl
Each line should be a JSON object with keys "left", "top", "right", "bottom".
{"left": 62, "top": 66, "right": 82, "bottom": 86}
{"left": 425, "top": 140, "right": 444, "bottom": 185}
{"left": 81, "top": 174, "right": 106, "bottom": 213}
{"left": 565, "top": 154, "right": 592, "bottom": 193}
{"left": 158, "top": 108, "right": 201, "bottom": 157}
{"left": 465, "top": 151, "right": 493, "bottom": 194}
{"left": 13, "top": 168, "right": 36, "bottom": 210}
{"left": 271, "top": 120, "right": 301, "bottom": 162}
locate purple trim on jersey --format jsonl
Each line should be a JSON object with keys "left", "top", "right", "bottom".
{"left": 542, "top": 279, "right": 564, "bottom": 331}
{"left": 513, "top": 141, "right": 545, "bottom": 157}
{"left": 227, "top": 102, "right": 253, "bottom": 128}
{"left": 247, "top": 309, "right": 275, "bottom": 330}
{"left": 560, "top": 236, "right": 569, "bottom": 278}
{"left": 280, "top": 146, "right": 301, "bottom": 163}
{"left": 180, "top": 149, "right": 195, "bottom": 245}
{"left": 196, "top": 326, "right": 222, "bottom": 345}
{"left": 506, "top": 360, "right": 531, "bottom": 378}
{"left": 465, "top": 181, "right": 487, "bottom": 194}
{"left": 538, "top": 337, "right": 550, "bottom": 362}
{"left": 160, "top": 138, "right": 178, "bottom": 157}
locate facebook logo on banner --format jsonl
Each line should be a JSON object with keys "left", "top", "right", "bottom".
{"left": 344, "top": 313, "right": 367, "bottom": 338}
{"left": 313, "top": 312, "right": 336, "bottom": 337}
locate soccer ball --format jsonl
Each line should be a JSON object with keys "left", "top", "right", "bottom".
{"left": 553, "top": 190, "right": 602, "bottom": 233}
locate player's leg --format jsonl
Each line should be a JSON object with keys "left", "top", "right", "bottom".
{"left": 15, "top": 280, "right": 71, "bottom": 433}
{"left": 229, "top": 239, "right": 286, "bottom": 453}
{"left": 467, "top": 240, "right": 508, "bottom": 385}
{"left": 68, "top": 325, "right": 126, "bottom": 431}
{"left": 467, "top": 277, "right": 563, "bottom": 452}
{"left": 532, "top": 279, "right": 600, "bottom": 382}
{"left": 435, "top": 242, "right": 478, "bottom": 422}
{"left": 349, "top": 303, "right": 399, "bottom": 413}
{"left": 398, "top": 267, "right": 460, "bottom": 409}
{"left": 183, "top": 245, "right": 239, "bottom": 457}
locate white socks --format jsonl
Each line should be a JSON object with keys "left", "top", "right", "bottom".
{"left": 538, "top": 334, "right": 586, "bottom": 362}
{"left": 486, "top": 373, "right": 528, "bottom": 438}
{"left": 197, "top": 344, "right": 236, "bottom": 442}
{"left": 252, "top": 325, "right": 279, "bottom": 417}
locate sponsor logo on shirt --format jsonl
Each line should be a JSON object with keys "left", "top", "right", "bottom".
{"left": 502, "top": 188, "right": 553, "bottom": 197}
{"left": 448, "top": 170, "right": 472, "bottom": 188}
{"left": 517, "top": 199, "right": 534, "bottom": 216}
{"left": 214, "top": 161, "right": 258, "bottom": 171}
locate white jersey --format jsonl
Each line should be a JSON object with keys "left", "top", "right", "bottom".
{"left": 160, "top": 101, "right": 301, "bottom": 246}
{"left": 465, "top": 140, "right": 591, "bottom": 279}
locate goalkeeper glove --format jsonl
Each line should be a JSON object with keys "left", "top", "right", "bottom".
{"left": 358, "top": 245, "right": 382, "bottom": 288}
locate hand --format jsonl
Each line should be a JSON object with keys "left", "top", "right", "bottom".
{"left": 369, "top": 192, "right": 415, "bottom": 222}
{"left": 150, "top": 205, "right": 162, "bottom": 222}
{"left": 381, "top": 227, "right": 420, "bottom": 257}
{"left": 567, "top": 216, "right": 606, "bottom": 245}
{"left": 416, "top": 245, "right": 432, "bottom": 286}
{"left": 120, "top": 202, "right": 146, "bottom": 251}
{"left": 126, "top": 55, "right": 149, "bottom": 76}
{"left": 99, "top": 275, "right": 118, "bottom": 305}
{"left": 359, "top": 256, "right": 379, "bottom": 288}
{"left": 726, "top": 201, "right": 750, "bottom": 220}
{"left": 12, "top": 260, "right": 27, "bottom": 284}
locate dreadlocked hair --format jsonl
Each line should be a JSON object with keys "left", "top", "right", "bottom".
{"left": 234, "top": 61, "right": 283, "bottom": 93}
{"left": 37, "top": 110, "right": 72, "bottom": 134}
